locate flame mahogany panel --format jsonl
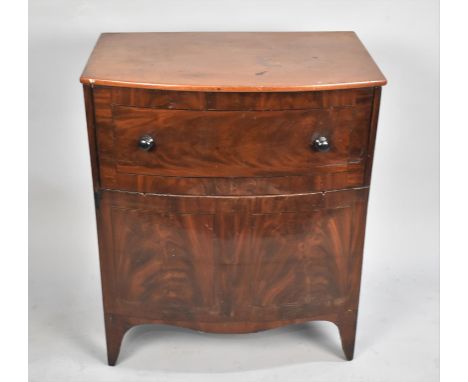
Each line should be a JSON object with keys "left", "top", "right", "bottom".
{"left": 100, "top": 188, "right": 368, "bottom": 325}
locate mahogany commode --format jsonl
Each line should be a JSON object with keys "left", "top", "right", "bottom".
{"left": 80, "top": 32, "right": 386, "bottom": 365}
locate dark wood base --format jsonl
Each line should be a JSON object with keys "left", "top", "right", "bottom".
{"left": 104, "top": 314, "right": 131, "bottom": 366}
{"left": 336, "top": 310, "right": 359, "bottom": 361}
{"left": 104, "top": 312, "right": 358, "bottom": 366}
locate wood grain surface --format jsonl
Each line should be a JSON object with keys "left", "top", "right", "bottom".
{"left": 80, "top": 32, "right": 387, "bottom": 92}
{"left": 98, "top": 188, "right": 368, "bottom": 364}
{"left": 93, "top": 86, "right": 375, "bottom": 195}
{"left": 94, "top": 85, "right": 375, "bottom": 111}
{"left": 110, "top": 105, "right": 371, "bottom": 177}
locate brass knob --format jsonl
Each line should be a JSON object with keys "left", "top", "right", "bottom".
{"left": 138, "top": 135, "right": 155, "bottom": 151}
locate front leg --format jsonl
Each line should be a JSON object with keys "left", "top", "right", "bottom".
{"left": 104, "top": 313, "right": 131, "bottom": 366}
{"left": 336, "top": 309, "right": 358, "bottom": 361}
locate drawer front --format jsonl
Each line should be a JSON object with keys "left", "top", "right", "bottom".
{"left": 107, "top": 105, "right": 371, "bottom": 178}
{"left": 100, "top": 188, "right": 368, "bottom": 322}
{"left": 93, "top": 86, "right": 377, "bottom": 195}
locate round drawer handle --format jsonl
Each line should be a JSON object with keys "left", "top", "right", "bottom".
{"left": 312, "top": 136, "right": 330, "bottom": 152}
{"left": 138, "top": 135, "right": 155, "bottom": 151}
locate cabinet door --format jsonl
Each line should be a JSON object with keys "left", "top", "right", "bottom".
{"left": 215, "top": 207, "right": 354, "bottom": 321}
{"left": 112, "top": 209, "right": 216, "bottom": 311}
{"left": 99, "top": 189, "right": 367, "bottom": 325}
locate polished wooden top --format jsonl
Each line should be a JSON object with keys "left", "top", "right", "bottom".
{"left": 80, "top": 32, "right": 386, "bottom": 92}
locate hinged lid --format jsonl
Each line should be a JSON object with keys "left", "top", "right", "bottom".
{"left": 80, "top": 32, "right": 387, "bottom": 92}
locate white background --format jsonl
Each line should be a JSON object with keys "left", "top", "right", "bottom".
{"left": 29, "top": 1, "right": 439, "bottom": 381}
